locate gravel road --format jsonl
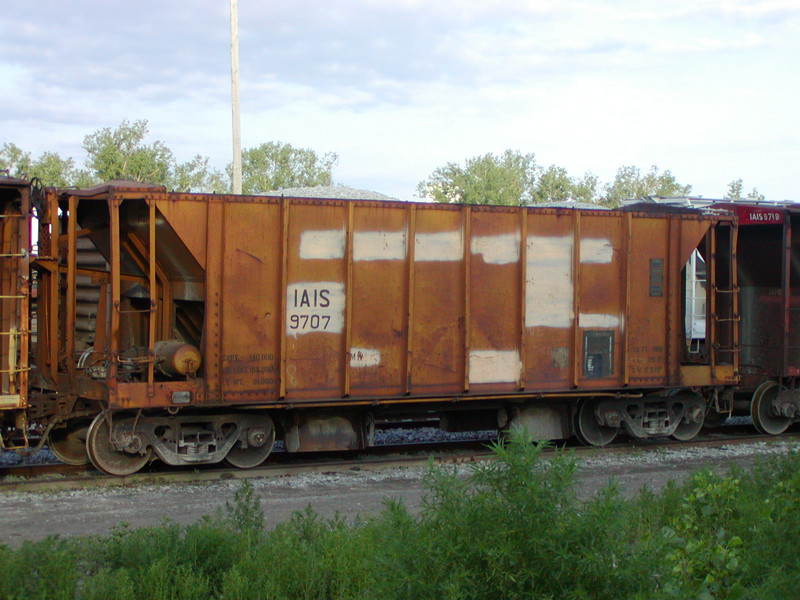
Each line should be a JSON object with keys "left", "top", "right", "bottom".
{"left": 1, "top": 439, "right": 797, "bottom": 546}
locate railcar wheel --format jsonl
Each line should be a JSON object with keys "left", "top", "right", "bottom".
{"left": 574, "top": 399, "right": 618, "bottom": 447}
{"left": 48, "top": 420, "right": 91, "bottom": 465}
{"left": 751, "top": 381, "right": 792, "bottom": 436}
{"left": 224, "top": 417, "right": 276, "bottom": 469}
{"left": 671, "top": 408, "right": 705, "bottom": 441}
{"left": 86, "top": 413, "right": 152, "bottom": 476}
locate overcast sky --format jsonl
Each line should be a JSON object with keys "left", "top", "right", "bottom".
{"left": 2, "top": 0, "right": 798, "bottom": 200}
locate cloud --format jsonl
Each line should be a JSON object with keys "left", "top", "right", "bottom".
{"left": 1, "top": 1, "right": 227, "bottom": 93}
{"left": 0, "top": 0, "right": 798, "bottom": 202}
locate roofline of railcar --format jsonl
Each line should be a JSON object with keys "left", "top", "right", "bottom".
{"left": 50, "top": 181, "right": 736, "bottom": 223}
{"left": 0, "top": 173, "right": 32, "bottom": 189}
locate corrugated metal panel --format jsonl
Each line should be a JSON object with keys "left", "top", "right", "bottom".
{"left": 154, "top": 196, "right": 726, "bottom": 405}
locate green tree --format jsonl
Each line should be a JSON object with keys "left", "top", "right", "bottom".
{"left": 533, "top": 165, "right": 572, "bottom": 203}
{"left": 5, "top": 126, "right": 338, "bottom": 194}
{"left": 0, "top": 143, "right": 33, "bottom": 177}
{"left": 172, "top": 155, "right": 227, "bottom": 194}
{"left": 240, "top": 141, "right": 338, "bottom": 194}
{"left": 1, "top": 143, "right": 90, "bottom": 187}
{"left": 726, "top": 178, "right": 745, "bottom": 200}
{"left": 31, "top": 152, "right": 94, "bottom": 188}
{"left": 725, "top": 178, "right": 765, "bottom": 201}
{"left": 601, "top": 165, "right": 691, "bottom": 207}
{"left": 572, "top": 172, "right": 600, "bottom": 204}
{"left": 532, "top": 165, "right": 600, "bottom": 204}
{"left": 82, "top": 119, "right": 225, "bottom": 192}
{"left": 418, "top": 150, "right": 537, "bottom": 205}
{"left": 83, "top": 119, "right": 173, "bottom": 184}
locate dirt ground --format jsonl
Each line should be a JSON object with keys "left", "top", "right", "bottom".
{"left": 0, "top": 441, "right": 795, "bottom": 546}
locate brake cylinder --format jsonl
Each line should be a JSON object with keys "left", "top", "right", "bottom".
{"left": 154, "top": 340, "right": 202, "bottom": 377}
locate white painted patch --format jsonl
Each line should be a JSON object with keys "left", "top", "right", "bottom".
{"left": 286, "top": 282, "right": 345, "bottom": 336}
{"left": 580, "top": 313, "right": 621, "bottom": 328}
{"left": 526, "top": 235, "right": 574, "bottom": 328}
{"left": 580, "top": 238, "right": 613, "bottom": 264}
{"left": 354, "top": 231, "right": 406, "bottom": 261}
{"left": 470, "top": 233, "right": 520, "bottom": 265}
{"left": 469, "top": 350, "right": 521, "bottom": 384}
{"left": 349, "top": 348, "right": 381, "bottom": 368}
{"left": 299, "top": 230, "right": 345, "bottom": 260}
{"left": 415, "top": 231, "right": 463, "bottom": 262}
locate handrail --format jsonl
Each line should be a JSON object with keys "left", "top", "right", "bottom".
{"left": 712, "top": 314, "right": 741, "bottom": 322}
{"left": 0, "top": 367, "right": 29, "bottom": 375}
{"left": 115, "top": 307, "right": 156, "bottom": 315}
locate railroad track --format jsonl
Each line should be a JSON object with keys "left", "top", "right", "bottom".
{"left": 3, "top": 427, "right": 800, "bottom": 493}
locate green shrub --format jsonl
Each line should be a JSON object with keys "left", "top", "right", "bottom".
{"left": 370, "top": 434, "right": 648, "bottom": 600}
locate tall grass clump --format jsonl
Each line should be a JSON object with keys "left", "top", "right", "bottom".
{"left": 0, "top": 537, "right": 77, "bottom": 600}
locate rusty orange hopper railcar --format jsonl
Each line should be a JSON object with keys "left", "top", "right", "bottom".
{"left": 23, "top": 182, "right": 737, "bottom": 475}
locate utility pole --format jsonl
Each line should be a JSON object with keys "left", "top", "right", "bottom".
{"left": 230, "top": 0, "right": 242, "bottom": 194}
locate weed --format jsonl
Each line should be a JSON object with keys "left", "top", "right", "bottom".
{"left": 223, "top": 480, "right": 264, "bottom": 538}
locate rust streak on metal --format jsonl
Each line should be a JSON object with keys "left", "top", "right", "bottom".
{"left": 462, "top": 205, "right": 471, "bottom": 393}
{"left": 405, "top": 204, "right": 416, "bottom": 395}
{"left": 519, "top": 209, "right": 527, "bottom": 390}
{"left": 571, "top": 210, "right": 581, "bottom": 388}
{"left": 147, "top": 200, "right": 157, "bottom": 392}
{"left": 279, "top": 197, "right": 290, "bottom": 399}
{"left": 622, "top": 212, "right": 631, "bottom": 385}
{"left": 344, "top": 202, "right": 354, "bottom": 397}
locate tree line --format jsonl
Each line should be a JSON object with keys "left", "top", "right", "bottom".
{"left": 2, "top": 119, "right": 763, "bottom": 207}
{"left": 0, "top": 119, "right": 337, "bottom": 196}
{"left": 417, "top": 150, "right": 765, "bottom": 206}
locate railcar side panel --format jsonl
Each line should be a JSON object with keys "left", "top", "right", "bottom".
{"left": 575, "top": 213, "right": 625, "bottom": 387}
{"left": 523, "top": 211, "right": 574, "bottom": 389}
{"left": 626, "top": 217, "right": 671, "bottom": 385}
{"left": 349, "top": 204, "right": 408, "bottom": 397}
{"left": 408, "top": 205, "right": 465, "bottom": 395}
{"left": 284, "top": 202, "right": 348, "bottom": 399}
{"left": 219, "top": 200, "right": 280, "bottom": 400}
{"left": 468, "top": 208, "right": 523, "bottom": 393}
